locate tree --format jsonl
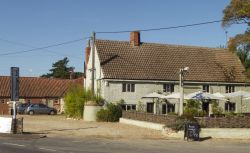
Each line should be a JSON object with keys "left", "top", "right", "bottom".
{"left": 222, "top": 0, "right": 250, "bottom": 78}
{"left": 222, "top": 0, "right": 250, "bottom": 51}
{"left": 41, "top": 57, "right": 83, "bottom": 79}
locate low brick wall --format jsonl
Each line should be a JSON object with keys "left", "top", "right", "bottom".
{"left": 122, "top": 111, "right": 250, "bottom": 128}
{"left": 122, "top": 111, "right": 177, "bottom": 126}
{"left": 196, "top": 117, "right": 250, "bottom": 128}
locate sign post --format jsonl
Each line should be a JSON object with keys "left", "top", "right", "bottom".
{"left": 11, "top": 67, "right": 19, "bottom": 134}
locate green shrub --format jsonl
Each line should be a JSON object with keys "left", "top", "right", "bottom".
{"left": 64, "top": 85, "right": 103, "bottom": 119}
{"left": 211, "top": 101, "right": 223, "bottom": 117}
{"left": 183, "top": 100, "right": 201, "bottom": 117}
{"left": 225, "top": 111, "right": 236, "bottom": 118}
{"left": 197, "top": 110, "right": 207, "bottom": 117}
{"left": 96, "top": 109, "right": 109, "bottom": 121}
{"left": 96, "top": 103, "right": 122, "bottom": 122}
{"left": 168, "top": 115, "right": 198, "bottom": 131}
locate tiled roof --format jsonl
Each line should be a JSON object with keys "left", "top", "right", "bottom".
{"left": 96, "top": 39, "right": 247, "bottom": 83}
{"left": 0, "top": 76, "right": 83, "bottom": 98}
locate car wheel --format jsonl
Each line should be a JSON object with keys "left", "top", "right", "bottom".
{"left": 29, "top": 111, "right": 34, "bottom": 115}
{"left": 49, "top": 110, "right": 55, "bottom": 115}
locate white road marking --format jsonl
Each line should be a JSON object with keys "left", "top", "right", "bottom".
{"left": 2, "top": 143, "right": 25, "bottom": 147}
{"left": 39, "top": 147, "right": 57, "bottom": 152}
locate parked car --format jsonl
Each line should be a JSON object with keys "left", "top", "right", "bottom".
{"left": 25, "top": 103, "right": 57, "bottom": 115}
{"left": 16, "top": 103, "right": 30, "bottom": 114}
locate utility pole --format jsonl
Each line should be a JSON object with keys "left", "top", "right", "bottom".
{"left": 179, "top": 67, "right": 189, "bottom": 116}
{"left": 179, "top": 69, "right": 184, "bottom": 116}
{"left": 91, "top": 32, "right": 96, "bottom": 94}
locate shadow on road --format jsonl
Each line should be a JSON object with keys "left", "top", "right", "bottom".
{"left": 32, "top": 126, "right": 98, "bottom": 133}
{"left": 199, "top": 136, "right": 212, "bottom": 141}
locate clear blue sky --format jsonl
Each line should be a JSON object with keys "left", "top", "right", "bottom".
{"left": 0, "top": 0, "right": 247, "bottom": 77}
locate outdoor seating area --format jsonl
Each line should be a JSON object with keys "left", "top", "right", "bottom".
{"left": 141, "top": 90, "right": 250, "bottom": 117}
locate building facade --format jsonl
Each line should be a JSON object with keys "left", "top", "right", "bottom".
{"left": 0, "top": 76, "right": 83, "bottom": 114}
{"left": 85, "top": 31, "right": 250, "bottom": 115}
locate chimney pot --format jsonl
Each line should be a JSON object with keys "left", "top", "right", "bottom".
{"left": 130, "top": 31, "right": 140, "bottom": 46}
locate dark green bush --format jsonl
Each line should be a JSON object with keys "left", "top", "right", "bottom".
{"left": 96, "top": 109, "right": 109, "bottom": 121}
{"left": 96, "top": 103, "right": 122, "bottom": 122}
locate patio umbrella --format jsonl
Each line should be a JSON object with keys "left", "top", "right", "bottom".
{"left": 224, "top": 91, "right": 250, "bottom": 113}
{"left": 163, "top": 92, "right": 188, "bottom": 99}
{"left": 186, "top": 91, "right": 222, "bottom": 100}
{"left": 141, "top": 92, "right": 165, "bottom": 99}
{"left": 212, "top": 92, "right": 226, "bottom": 99}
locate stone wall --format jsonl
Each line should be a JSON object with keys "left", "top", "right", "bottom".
{"left": 122, "top": 111, "right": 177, "bottom": 126}
{"left": 123, "top": 111, "right": 250, "bottom": 128}
{"left": 196, "top": 117, "right": 250, "bottom": 128}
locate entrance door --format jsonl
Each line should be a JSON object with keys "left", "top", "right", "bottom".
{"left": 202, "top": 102, "right": 209, "bottom": 116}
{"left": 162, "top": 104, "right": 166, "bottom": 114}
{"left": 146, "top": 103, "right": 154, "bottom": 113}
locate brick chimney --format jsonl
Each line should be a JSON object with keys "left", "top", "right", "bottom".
{"left": 130, "top": 31, "right": 140, "bottom": 46}
{"left": 85, "top": 39, "right": 91, "bottom": 64}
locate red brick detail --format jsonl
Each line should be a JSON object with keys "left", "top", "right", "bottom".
{"left": 130, "top": 31, "right": 140, "bottom": 46}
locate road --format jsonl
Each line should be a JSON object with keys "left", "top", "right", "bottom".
{"left": 0, "top": 135, "right": 250, "bottom": 153}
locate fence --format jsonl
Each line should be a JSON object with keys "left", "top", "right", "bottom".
{"left": 122, "top": 111, "right": 177, "bottom": 126}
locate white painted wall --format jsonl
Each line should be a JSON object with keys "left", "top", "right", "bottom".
{"left": 101, "top": 81, "right": 250, "bottom": 113}
{"left": 85, "top": 46, "right": 103, "bottom": 93}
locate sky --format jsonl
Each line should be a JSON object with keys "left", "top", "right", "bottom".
{"left": 0, "top": 0, "right": 247, "bottom": 77}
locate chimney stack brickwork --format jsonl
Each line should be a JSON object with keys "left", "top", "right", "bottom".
{"left": 130, "top": 31, "right": 140, "bottom": 46}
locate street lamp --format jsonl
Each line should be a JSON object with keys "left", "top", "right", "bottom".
{"left": 179, "top": 67, "right": 189, "bottom": 116}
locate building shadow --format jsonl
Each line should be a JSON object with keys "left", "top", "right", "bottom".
{"left": 31, "top": 126, "right": 98, "bottom": 133}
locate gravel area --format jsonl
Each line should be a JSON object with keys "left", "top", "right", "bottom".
{"left": 16, "top": 115, "right": 163, "bottom": 139}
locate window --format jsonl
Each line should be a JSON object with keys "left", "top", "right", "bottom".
{"left": 121, "top": 104, "right": 136, "bottom": 111}
{"left": 225, "top": 102, "right": 236, "bottom": 112}
{"left": 225, "top": 85, "right": 235, "bottom": 93}
{"left": 147, "top": 103, "right": 154, "bottom": 113}
{"left": 122, "top": 83, "right": 135, "bottom": 92}
{"left": 203, "top": 85, "right": 209, "bottom": 92}
{"left": 163, "top": 84, "right": 174, "bottom": 93}
{"left": 122, "top": 84, "right": 126, "bottom": 92}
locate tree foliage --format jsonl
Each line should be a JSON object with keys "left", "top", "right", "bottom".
{"left": 64, "top": 85, "right": 101, "bottom": 119}
{"left": 222, "top": 0, "right": 250, "bottom": 78}
{"left": 222, "top": 0, "right": 250, "bottom": 51}
{"left": 41, "top": 57, "right": 83, "bottom": 79}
